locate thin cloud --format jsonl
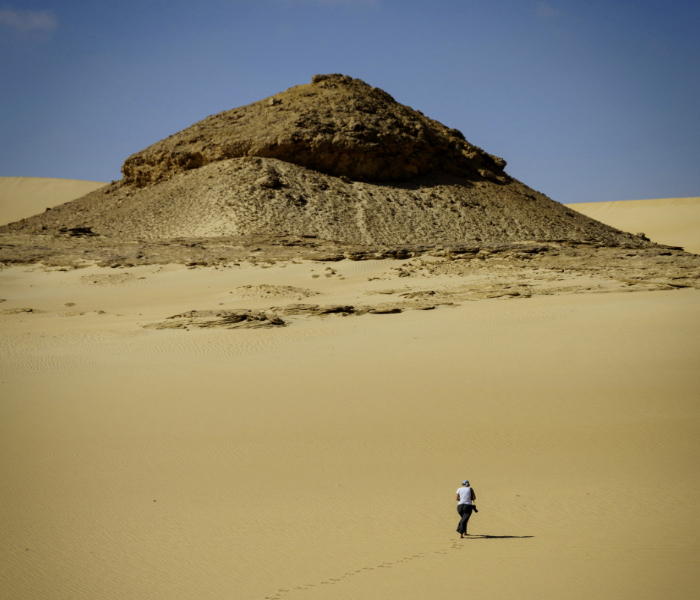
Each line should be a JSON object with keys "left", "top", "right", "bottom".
{"left": 536, "top": 2, "right": 561, "bottom": 19}
{"left": 0, "top": 7, "right": 57, "bottom": 34}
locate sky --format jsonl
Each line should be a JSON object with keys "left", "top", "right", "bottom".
{"left": 0, "top": 0, "right": 698, "bottom": 203}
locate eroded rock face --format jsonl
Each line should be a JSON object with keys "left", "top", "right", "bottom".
{"left": 121, "top": 74, "right": 507, "bottom": 187}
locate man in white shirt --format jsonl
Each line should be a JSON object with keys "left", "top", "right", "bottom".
{"left": 456, "top": 479, "right": 476, "bottom": 538}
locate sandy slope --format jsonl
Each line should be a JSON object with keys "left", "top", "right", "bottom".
{"left": 0, "top": 177, "right": 106, "bottom": 226}
{"left": 3, "top": 161, "right": 643, "bottom": 248}
{"left": 1, "top": 259, "right": 699, "bottom": 600}
{"left": 569, "top": 197, "right": 700, "bottom": 254}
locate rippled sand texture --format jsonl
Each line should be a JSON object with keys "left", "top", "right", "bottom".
{"left": 569, "top": 197, "right": 700, "bottom": 254}
{"left": 1, "top": 258, "right": 699, "bottom": 600}
{"left": 0, "top": 177, "right": 106, "bottom": 226}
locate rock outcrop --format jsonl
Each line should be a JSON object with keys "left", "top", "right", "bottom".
{"left": 121, "top": 74, "right": 507, "bottom": 187}
{"left": 0, "top": 74, "right": 654, "bottom": 248}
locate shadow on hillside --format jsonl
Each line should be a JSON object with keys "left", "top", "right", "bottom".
{"left": 368, "top": 171, "right": 479, "bottom": 191}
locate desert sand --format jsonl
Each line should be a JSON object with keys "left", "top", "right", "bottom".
{"left": 0, "top": 177, "right": 106, "bottom": 226}
{"left": 569, "top": 197, "right": 700, "bottom": 254}
{"left": 1, "top": 179, "right": 699, "bottom": 600}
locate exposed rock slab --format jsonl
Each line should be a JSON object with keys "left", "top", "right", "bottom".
{"left": 143, "top": 309, "right": 285, "bottom": 330}
{"left": 142, "top": 300, "right": 452, "bottom": 330}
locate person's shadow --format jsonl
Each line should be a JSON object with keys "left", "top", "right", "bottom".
{"left": 463, "top": 534, "right": 533, "bottom": 539}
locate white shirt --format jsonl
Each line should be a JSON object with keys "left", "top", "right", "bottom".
{"left": 457, "top": 486, "right": 473, "bottom": 505}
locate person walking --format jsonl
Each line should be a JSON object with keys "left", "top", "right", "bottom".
{"left": 456, "top": 480, "right": 476, "bottom": 537}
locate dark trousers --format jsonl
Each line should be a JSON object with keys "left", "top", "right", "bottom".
{"left": 456, "top": 504, "right": 473, "bottom": 534}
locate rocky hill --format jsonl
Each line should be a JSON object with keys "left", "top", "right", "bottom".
{"left": 1, "top": 74, "right": 648, "bottom": 248}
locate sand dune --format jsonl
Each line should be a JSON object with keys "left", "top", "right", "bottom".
{"left": 569, "top": 197, "right": 700, "bottom": 254}
{"left": 0, "top": 177, "right": 106, "bottom": 226}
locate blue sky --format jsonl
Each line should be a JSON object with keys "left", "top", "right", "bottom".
{"left": 1, "top": 0, "right": 698, "bottom": 203}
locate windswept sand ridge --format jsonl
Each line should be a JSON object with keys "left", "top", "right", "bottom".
{"left": 0, "top": 176, "right": 106, "bottom": 226}
{"left": 569, "top": 197, "right": 700, "bottom": 254}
